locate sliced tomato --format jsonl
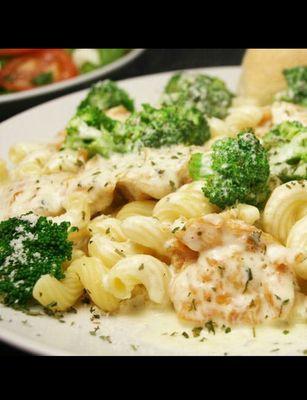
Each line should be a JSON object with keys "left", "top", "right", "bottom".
{"left": 0, "top": 49, "right": 44, "bottom": 56}
{"left": 0, "top": 49, "right": 78, "bottom": 91}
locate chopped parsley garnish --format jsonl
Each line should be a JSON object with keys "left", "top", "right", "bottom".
{"left": 192, "top": 326, "right": 203, "bottom": 337}
{"left": 100, "top": 335, "right": 112, "bottom": 343}
{"left": 205, "top": 320, "right": 216, "bottom": 335}
{"left": 89, "top": 326, "right": 100, "bottom": 336}
{"left": 243, "top": 268, "right": 253, "bottom": 293}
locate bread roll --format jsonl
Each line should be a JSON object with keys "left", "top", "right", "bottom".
{"left": 238, "top": 49, "right": 307, "bottom": 105}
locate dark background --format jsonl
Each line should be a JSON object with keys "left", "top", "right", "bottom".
{"left": 0, "top": 48, "right": 246, "bottom": 356}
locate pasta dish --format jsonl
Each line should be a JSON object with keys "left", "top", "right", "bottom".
{"left": 1, "top": 49, "right": 307, "bottom": 346}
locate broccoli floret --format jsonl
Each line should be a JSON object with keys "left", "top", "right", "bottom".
{"left": 0, "top": 213, "right": 73, "bottom": 307}
{"left": 78, "top": 80, "right": 134, "bottom": 112}
{"left": 64, "top": 105, "right": 118, "bottom": 157}
{"left": 64, "top": 102, "right": 210, "bottom": 157}
{"left": 279, "top": 66, "right": 307, "bottom": 106}
{"left": 189, "top": 131, "right": 270, "bottom": 208}
{"left": 162, "top": 73, "right": 234, "bottom": 119}
{"left": 263, "top": 121, "right": 307, "bottom": 182}
{"left": 115, "top": 104, "right": 210, "bottom": 149}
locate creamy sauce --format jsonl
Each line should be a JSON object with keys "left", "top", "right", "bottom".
{"left": 0, "top": 144, "right": 204, "bottom": 220}
{"left": 272, "top": 101, "right": 307, "bottom": 126}
{"left": 1, "top": 302, "right": 306, "bottom": 355}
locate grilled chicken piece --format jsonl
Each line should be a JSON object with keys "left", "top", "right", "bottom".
{"left": 170, "top": 213, "right": 302, "bottom": 326}
{"left": 115, "top": 145, "right": 200, "bottom": 200}
{"left": 0, "top": 156, "right": 116, "bottom": 221}
{"left": 66, "top": 155, "right": 116, "bottom": 215}
{"left": 0, "top": 172, "right": 73, "bottom": 220}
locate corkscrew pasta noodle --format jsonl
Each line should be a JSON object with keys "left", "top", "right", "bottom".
{"left": 262, "top": 180, "right": 307, "bottom": 244}
{"left": 116, "top": 200, "right": 156, "bottom": 220}
{"left": 153, "top": 181, "right": 218, "bottom": 223}
{"left": 103, "top": 254, "right": 171, "bottom": 305}
{"left": 225, "top": 105, "right": 264, "bottom": 134}
{"left": 121, "top": 216, "right": 174, "bottom": 256}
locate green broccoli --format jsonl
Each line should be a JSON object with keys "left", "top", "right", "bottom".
{"left": 64, "top": 105, "right": 118, "bottom": 157}
{"left": 279, "top": 66, "right": 307, "bottom": 106}
{"left": 78, "top": 80, "right": 134, "bottom": 112}
{"left": 162, "top": 73, "right": 234, "bottom": 119}
{"left": 115, "top": 103, "right": 211, "bottom": 149}
{"left": 0, "top": 213, "right": 74, "bottom": 307}
{"left": 263, "top": 121, "right": 307, "bottom": 182}
{"left": 64, "top": 102, "right": 211, "bottom": 157}
{"left": 189, "top": 130, "right": 270, "bottom": 208}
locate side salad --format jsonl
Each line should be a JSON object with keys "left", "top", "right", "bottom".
{"left": 0, "top": 49, "right": 130, "bottom": 94}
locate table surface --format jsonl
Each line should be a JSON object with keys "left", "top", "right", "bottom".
{"left": 0, "top": 48, "right": 245, "bottom": 355}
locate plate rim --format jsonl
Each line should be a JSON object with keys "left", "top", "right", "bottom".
{"left": 0, "top": 66, "right": 241, "bottom": 356}
{"left": 0, "top": 49, "right": 145, "bottom": 104}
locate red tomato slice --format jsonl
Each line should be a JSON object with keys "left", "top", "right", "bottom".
{"left": 0, "top": 49, "right": 44, "bottom": 56}
{"left": 0, "top": 49, "right": 78, "bottom": 91}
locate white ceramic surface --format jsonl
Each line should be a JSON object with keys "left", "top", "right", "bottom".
{"left": 0, "top": 49, "right": 144, "bottom": 104}
{"left": 1, "top": 66, "right": 306, "bottom": 356}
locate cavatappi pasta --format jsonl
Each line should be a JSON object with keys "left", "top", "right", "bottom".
{"left": 262, "top": 180, "right": 307, "bottom": 245}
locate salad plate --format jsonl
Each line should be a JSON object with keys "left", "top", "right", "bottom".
{"left": 0, "top": 49, "right": 144, "bottom": 105}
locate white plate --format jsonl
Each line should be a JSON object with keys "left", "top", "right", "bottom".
{"left": 0, "top": 49, "right": 144, "bottom": 104}
{"left": 0, "top": 66, "right": 306, "bottom": 356}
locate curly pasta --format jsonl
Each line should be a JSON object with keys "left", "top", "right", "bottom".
{"left": 225, "top": 105, "right": 264, "bottom": 134}
{"left": 262, "top": 180, "right": 307, "bottom": 244}
{"left": 208, "top": 117, "right": 233, "bottom": 138}
{"left": 103, "top": 254, "right": 170, "bottom": 305}
{"left": 287, "top": 216, "right": 307, "bottom": 279}
{"left": 88, "top": 216, "right": 126, "bottom": 241}
{"left": 71, "top": 256, "right": 119, "bottom": 312}
{"left": 33, "top": 262, "right": 84, "bottom": 311}
{"left": 33, "top": 256, "right": 119, "bottom": 312}
{"left": 88, "top": 234, "right": 150, "bottom": 269}
{"left": 153, "top": 181, "right": 218, "bottom": 223}
{"left": 116, "top": 200, "right": 156, "bottom": 220}
{"left": 121, "top": 216, "right": 174, "bottom": 256}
